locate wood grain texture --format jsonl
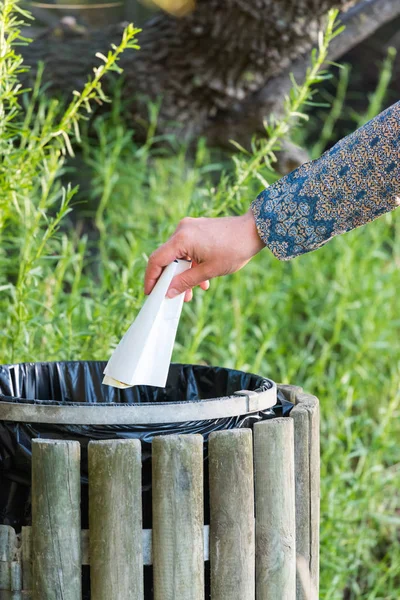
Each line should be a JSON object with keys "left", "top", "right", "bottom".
{"left": 31, "top": 439, "right": 81, "bottom": 600}
{"left": 21, "top": 527, "right": 32, "bottom": 593}
{"left": 291, "top": 392, "right": 320, "bottom": 600}
{"left": 254, "top": 418, "right": 296, "bottom": 600}
{"left": 0, "top": 525, "right": 17, "bottom": 591}
{"left": 209, "top": 429, "right": 255, "bottom": 600}
{"left": 88, "top": 439, "right": 143, "bottom": 600}
{"left": 278, "top": 384, "right": 303, "bottom": 404}
{"left": 152, "top": 434, "right": 204, "bottom": 600}
{"left": 10, "top": 561, "right": 21, "bottom": 592}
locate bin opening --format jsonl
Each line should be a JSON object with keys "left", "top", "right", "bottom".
{"left": 0, "top": 361, "right": 272, "bottom": 404}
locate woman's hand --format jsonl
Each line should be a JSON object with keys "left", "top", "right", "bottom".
{"left": 144, "top": 209, "right": 265, "bottom": 301}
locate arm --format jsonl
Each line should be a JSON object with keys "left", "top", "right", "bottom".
{"left": 145, "top": 102, "right": 400, "bottom": 299}
{"left": 252, "top": 101, "right": 400, "bottom": 259}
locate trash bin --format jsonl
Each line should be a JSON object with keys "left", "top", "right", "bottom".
{"left": 0, "top": 361, "right": 317, "bottom": 599}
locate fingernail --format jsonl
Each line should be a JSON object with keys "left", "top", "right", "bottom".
{"left": 167, "top": 288, "right": 179, "bottom": 298}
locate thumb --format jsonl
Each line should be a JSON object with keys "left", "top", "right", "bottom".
{"left": 167, "top": 263, "right": 211, "bottom": 298}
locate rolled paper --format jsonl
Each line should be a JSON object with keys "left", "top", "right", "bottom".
{"left": 103, "top": 259, "right": 191, "bottom": 389}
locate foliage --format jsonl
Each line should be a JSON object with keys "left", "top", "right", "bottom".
{"left": 0, "top": 0, "right": 140, "bottom": 361}
{"left": 0, "top": 2, "right": 400, "bottom": 598}
{"left": 307, "top": 45, "right": 397, "bottom": 157}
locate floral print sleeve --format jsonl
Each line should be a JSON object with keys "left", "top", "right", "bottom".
{"left": 251, "top": 101, "right": 400, "bottom": 260}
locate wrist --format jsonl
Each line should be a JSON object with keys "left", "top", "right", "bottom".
{"left": 240, "top": 208, "right": 265, "bottom": 256}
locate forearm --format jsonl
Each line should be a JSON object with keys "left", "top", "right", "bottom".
{"left": 252, "top": 101, "right": 400, "bottom": 260}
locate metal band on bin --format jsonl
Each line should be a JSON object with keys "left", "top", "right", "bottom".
{"left": 0, "top": 381, "right": 277, "bottom": 425}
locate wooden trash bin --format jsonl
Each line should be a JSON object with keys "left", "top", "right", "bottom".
{"left": 0, "top": 384, "right": 319, "bottom": 600}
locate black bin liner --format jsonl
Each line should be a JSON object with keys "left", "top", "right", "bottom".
{"left": 0, "top": 360, "right": 293, "bottom": 598}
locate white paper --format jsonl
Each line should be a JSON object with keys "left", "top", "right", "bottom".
{"left": 102, "top": 259, "right": 191, "bottom": 389}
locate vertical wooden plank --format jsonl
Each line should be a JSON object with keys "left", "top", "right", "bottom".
{"left": 291, "top": 405, "right": 310, "bottom": 600}
{"left": 10, "top": 561, "right": 22, "bottom": 592}
{"left": 21, "top": 527, "right": 32, "bottom": 593}
{"left": 32, "top": 440, "right": 81, "bottom": 600}
{"left": 88, "top": 439, "right": 143, "bottom": 600}
{"left": 307, "top": 396, "right": 320, "bottom": 593}
{"left": 291, "top": 393, "right": 320, "bottom": 600}
{"left": 254, "top": 418, "right": 296, "bottom": 600}
{"left": 0, "top": 525, "right": 16, "bottom": 561}
{"left": 152, "top": 434, "right": 204, "bottom": 600}
{"left": 209, "top": 429, "right": 255, "bottom": 600}
{"left": 0, "top": 525, "right": 16, "bottom": 591}
{"left": 0, "top": 562, "right": 10, "bottom": 592}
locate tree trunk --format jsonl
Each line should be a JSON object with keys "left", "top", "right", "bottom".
{"left": 21, "top": 0, "right": 400, "bottom": 149}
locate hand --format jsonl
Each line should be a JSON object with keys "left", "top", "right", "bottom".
{"left": 144, "top": 209, "right": 265, "bottom": 301}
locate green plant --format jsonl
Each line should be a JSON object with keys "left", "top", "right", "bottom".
{"left": 355, "top": 45, "right": 397, "bottom": 127}
{"left": 304, "top": 45, "right": 397, "bottom": 157}
{"left": 0, "top": 0, "right": 140, "bottom": 361}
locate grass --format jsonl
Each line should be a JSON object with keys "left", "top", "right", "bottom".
{"left": 0, "top": 2, "right": 400, "bottom": 598}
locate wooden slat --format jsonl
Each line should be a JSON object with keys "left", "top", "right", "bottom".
{"left": 209, "top": 429, "right": 255, "bottom": 600}
{"left": 291, "top": 393, "right": 320, "bottom": 599}
{"left": 277, "top": 384, "right": 303, "bottom": 404}
{"left": 304, "top": 394, "right": 320, "bottom": 592}
{"left": 10, "top": 561, "right": 22, "bottom": 592}
{"left": 31, "top": 440, "right": 81, "bottom": 600}
{"left": 254, "top": 418, "right": 296, "bottom": 600}
{"left": 0, "top": 525, "right": 16, "bottom": 562}
{"left": 0, "top": 563, "right": 10, "bottom": 593}
{"left": 0, "top": 525, "right": 16, "bottom": 591}
{"left": 88, "top": 439, "right": 143, "bottom": 600}
{"left": 152, "top": 434, "right": 204, "bottom": 600}
{"left": 291, "top": 405, "right": 310, "bottom": 600}
{"left": 21, "top": 527, "right": 32, "bottom": 592}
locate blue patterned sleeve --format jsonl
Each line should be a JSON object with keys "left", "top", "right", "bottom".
{"left": 251, "top": 101, "right": 400, "bottom": 260}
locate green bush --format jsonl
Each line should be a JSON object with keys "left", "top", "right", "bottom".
{"left": 0, "top": 0, "right": 140, "bottom": 361}
{"left": 0, "top": 1, "right": 399, "bottom": 597}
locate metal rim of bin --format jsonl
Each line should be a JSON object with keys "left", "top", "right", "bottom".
{"left": 0, "top": 381, "right": 277, "bottom": 425}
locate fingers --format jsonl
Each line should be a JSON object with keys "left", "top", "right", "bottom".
{"left": 167, "top": 263, "right": 211, "bottom": 298}
{"left": 183, "top": 281, "right": 209, "bottom": 302}
{"left": 144, "top": 238, "right": 180, "bottom": 295}
{"left": 200, "top": 280, "right": 210, "bottom": 291}
{"left": 184, "top": 288, "right": 193, "bottom": 302}
{"left": 191, "top": 261, "right": 209, "bottom": 294}
{"left": 144, "top": 241, "right": 211, "bottom": 301}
